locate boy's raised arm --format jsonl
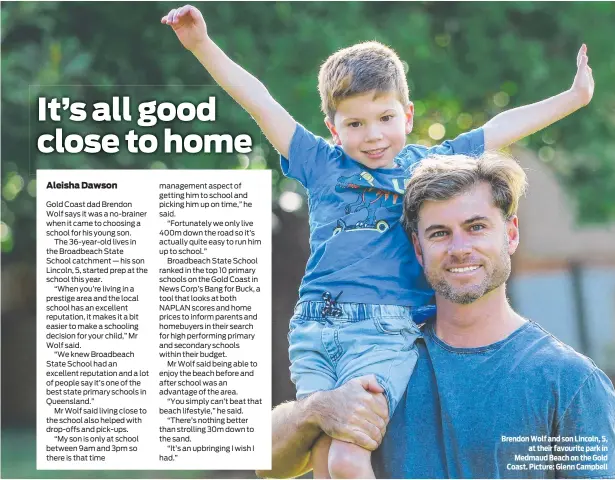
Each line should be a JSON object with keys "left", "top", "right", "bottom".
{"left": 161, "top": 5, "right": 296, "bottom": 158}
{"left": 482, "top": 44, "right": 594, "bottom": 151}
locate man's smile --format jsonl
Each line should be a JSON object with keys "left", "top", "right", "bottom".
{"left": 447, "top": 265, "right": 482, "bottom": 274}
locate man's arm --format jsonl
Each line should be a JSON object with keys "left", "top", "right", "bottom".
{"left": 161, "top": 5, "right": 295, "bottom": 157}
{"left": 256, "top": 376, "right": 389, "bottom": 479}
{"left": 483, "top": 44, "right": 594, "bottom": 150}
{"left": 554, "top": 369, "right": 615, "bottom": 478}
{"left": 256, "top": 398, "right": 320, "bottom": 479}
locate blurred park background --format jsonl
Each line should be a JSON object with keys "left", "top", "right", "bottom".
{"left": 2, "top": 1, "right": 615, "bottom": 478}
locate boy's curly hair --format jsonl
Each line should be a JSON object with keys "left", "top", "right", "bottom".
{"left": 318, "top": 41, "right": 410, "bottom": 122}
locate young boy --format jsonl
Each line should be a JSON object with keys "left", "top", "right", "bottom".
{"left": 162, "top": 5, "right": 594, "bottom": 478}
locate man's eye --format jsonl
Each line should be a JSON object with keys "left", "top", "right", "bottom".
{"left": 430, "top": 231, "right": 447, "bottom": 239}
{"left": 348, "top": 121, "right": 361, "bottom": 128}
{"left": 381, "top": 115, "right": 393, "bottom": 122}
{"left": 470, "top": 224, "right": 485, "bottom": 232}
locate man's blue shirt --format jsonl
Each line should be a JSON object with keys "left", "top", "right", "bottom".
{"left": 373, "top": 320, "right": 615, "bottom": 478}
{"left": 280, "top": 124, "right": 485, "bottom": 306}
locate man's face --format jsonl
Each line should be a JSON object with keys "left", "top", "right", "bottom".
{"left": 412, "top": 182, "right": 519, "bottom": 305}
{"left": 326, "top": 91, "right": 413, "bottom": 169}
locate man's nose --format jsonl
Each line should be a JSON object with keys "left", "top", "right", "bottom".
{"left": 448, "top": 233, "right": 472, "bottom": 257}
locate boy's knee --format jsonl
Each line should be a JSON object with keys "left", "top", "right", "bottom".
{"left": 328, "top": 440, "right": 371, "bottom": 479}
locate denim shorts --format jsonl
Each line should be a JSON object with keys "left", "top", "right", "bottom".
{"left": 288, "top": 300, "right": 428, "bottom": 419}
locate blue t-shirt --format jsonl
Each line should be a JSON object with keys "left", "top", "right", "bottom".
{"left": 281, "top": 123, "right": 485, "bottom": 306}
{"left": 373, "top": 320, "right": 615, "bottom": 478}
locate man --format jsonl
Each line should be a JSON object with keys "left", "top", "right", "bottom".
{"left": 257, "top": 152, "right": 615, "bottom": 479}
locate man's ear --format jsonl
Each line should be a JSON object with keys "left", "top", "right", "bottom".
{"left": 507, "top": 215, "right": 520, "bottom": 255}
{"left": 405, "top": 102, "right": 415, "bottom": 135}
{"left": 412, "top": 231, "right": 424, "bottom": 267}
{"left": 325, "top": 118, "right": 342, "bottom": 145}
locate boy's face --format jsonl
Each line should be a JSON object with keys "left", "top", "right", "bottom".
{"left": 326, "top": 91, "right": 413, "bottom": 169}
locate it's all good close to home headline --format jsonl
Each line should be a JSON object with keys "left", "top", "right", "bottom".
{"left": 36, "top": 92, "right": 272, "bottom": 470}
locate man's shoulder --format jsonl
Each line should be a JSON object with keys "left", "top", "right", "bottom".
{"left": 521, "top": 320, "right": 598, "bottom": 383}
{"left": 418, "top": 319, "right": 599, "bottom": 383}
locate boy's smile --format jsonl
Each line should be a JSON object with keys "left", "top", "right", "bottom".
{"left": 326, "top": 91, "right": 414, "bottom": 169}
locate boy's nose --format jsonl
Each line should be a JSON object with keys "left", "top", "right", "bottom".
{"left": 365, "top": 125, "right": 383, "bottom": 141}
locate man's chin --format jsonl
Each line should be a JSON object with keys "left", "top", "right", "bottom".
{"left": 434, "top": 283, "right": 485, "bottom": 305}
{"left": 448, "top": 293, "right": 482, "bottom": 305}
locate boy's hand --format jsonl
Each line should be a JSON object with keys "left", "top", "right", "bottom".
{"left": 483, "top": 43, "right": 596, "bottom": 150}
{"left": 161, "top": 5, "right": 207, "bottom": 52}
{"left": 570, "top": 44, "right": 594, "bottom": 107}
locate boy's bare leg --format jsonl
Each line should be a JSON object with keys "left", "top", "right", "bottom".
{"left": 311, "top": 434, "right": 332, "bottom": 479}
{"left": 328, "top": 438, "right": 374, "bottom": 479}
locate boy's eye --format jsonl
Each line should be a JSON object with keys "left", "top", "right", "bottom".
{"left": 348, "top": 121, "right": 362, "bottom": 128}
{"left": 381, "top": 115, "right": 393, "bottom": 122}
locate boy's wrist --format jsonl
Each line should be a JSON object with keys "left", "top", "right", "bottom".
{"left": 190, "top": 36, "right": 213, "bottom": 55}
{"left": 565, "top": 87, "right": 589, "bottom": 110}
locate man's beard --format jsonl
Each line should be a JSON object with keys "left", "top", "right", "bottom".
{"left": 423, "top": 237, "right": 511, "bottom": 305}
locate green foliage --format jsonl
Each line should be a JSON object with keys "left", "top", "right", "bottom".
{"left": 2, "top": 2, "right": 615, "bottom": 260}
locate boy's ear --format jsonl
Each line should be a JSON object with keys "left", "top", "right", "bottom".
{"left": 405, "top": 102, "right": 415, "bottom": 135}
{"left": 325, "top": 118, "right": 342, "bottom": 145}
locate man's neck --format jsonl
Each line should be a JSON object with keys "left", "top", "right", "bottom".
{"left": 433, "top": 285, "right": 526, "bottom": 348}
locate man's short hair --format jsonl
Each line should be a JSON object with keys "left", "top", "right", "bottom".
{"left": 402, "top": 152, "right": 528, "bottom": 234}
{"left": 318, "top": 41, "right": 410, "bottom": 122}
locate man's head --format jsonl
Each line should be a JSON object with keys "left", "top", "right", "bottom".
{"left": 318, "top": 41, "right": 413, "bottom": 169}
{"left": 402, "top": 153, "right": 528, "bottom": 305}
